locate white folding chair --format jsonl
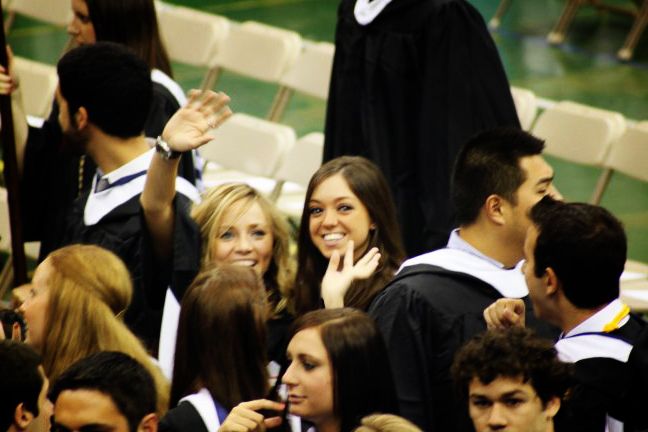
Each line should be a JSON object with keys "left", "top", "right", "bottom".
{"left": 200, "top": 113, "right": 296, "bottom": 195}
{"left": 510, "top": 86, "right": 538, "bottom": 131}
{"left": 203, "top": 21, "right": 302, "bottom": 92}
{"left": 4, "top": 0, "right": 72, "bottom": 32}
{"left": 272, "top": 132, "right": 324, "bottom": 219}
{"left": 595, "top": 122, "right": 648, "bottom": 309}
{"left": 13, "top": 56, "right": 57, "bottom": 119}
{"left": 156, "top": 4, "right": 229, "bottom": 83}
{"left": 268, "top": 41, "right": 334, "bottom": 121}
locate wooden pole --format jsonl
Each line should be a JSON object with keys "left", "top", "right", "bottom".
{"left": 0, "top": 2, "right": 28, "bottom": 286}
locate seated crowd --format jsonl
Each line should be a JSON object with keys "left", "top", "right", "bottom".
{"left": 0, "top": 2, "right": 647, "bottom": 431}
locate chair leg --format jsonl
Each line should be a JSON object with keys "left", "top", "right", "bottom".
{"left": 590, "top": 168, "right": 613, "bottom": 205}
{"left": 201, "top": 67, "right": 222, "bottom": 92}
{"left": 548, "top": 0, "right": 587, "bottom": 44}
{"left": 618, "top": 0, "right": 648, "bottom": 60}
{"left": 0, "top": 255, "right": 14, "bottom": 302}
{"left": 3, "top": 10, "right": 16, "bottom": 34}
{"left": 489, "top": 0, "right": 513, "bottom": 29}
{"left": 267, "top": 87, "right": 293, "bottom": 122}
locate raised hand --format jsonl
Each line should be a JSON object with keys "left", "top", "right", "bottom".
{"left": 161, "top": 89, "right": 232, "bottom": 153}
{"left": 483, "top": 298, "right": 526, "bottom": 329}
{"left": 218, "top": 399, "right": 284, "bottom": 432}
{"left": 321, "top": 240, "right": 380, "bottom": 308}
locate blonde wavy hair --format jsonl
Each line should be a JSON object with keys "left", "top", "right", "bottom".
{"left": 39, "top": 245, "right": 169, "bottom": 415}
{"left": 191, "top": 183, "right": 295, "bottom": 315}
{"left": 353, "top": 414, "right": 422, "bottom": 432}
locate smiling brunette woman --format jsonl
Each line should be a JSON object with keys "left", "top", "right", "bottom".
{"left": 295, "top": 156, "right": 405, "bottom": 314}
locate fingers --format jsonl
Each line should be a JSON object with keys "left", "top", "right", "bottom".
{"left": 0, "top": 322, "right": 5, "bottom": 340}
{"left": 353, "top": 247, "right": 380, "bottom": 279}
{"left": 326, "top": 250, "right": 341, "bottom": 274}
{"left": 207, "top": 106, "right": 232, "bottom": 130}
{"left": 237, "top": 399, "right": 285, "bottom": 413}
{"left": 263, "top": 417, "right": 283, "bottom": 429}
{"left": 343, "top": 240, "right": 354, "bottom": 269}
{"left": 483, "top": 298, "right": 526, "bottom": 329}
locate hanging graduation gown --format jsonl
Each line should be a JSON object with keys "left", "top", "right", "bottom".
{"left": 324, "top": 0, "right": 520, "bottom": 256}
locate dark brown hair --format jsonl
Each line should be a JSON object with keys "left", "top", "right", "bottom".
{"left": 451, "top": 327, "right": 572, "bottom": 406}
{"left": 85, "top": 0, "right": 172, "bottom": 75}
{"left": 295, "top": 156, "right": 405, "bottom": 314}
{"left": 170, "top": 265, "right": 269, "bottom": 410}
{"left": 289, "top": 309, "right": 399, "bottom": 431}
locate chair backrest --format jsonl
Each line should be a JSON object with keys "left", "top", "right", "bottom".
{"left": 279, "top": 41, "right": 334, "bottom": 100}
{"left": 7, "top": 0, "right": 72, "bottom": 26}
{"left": 201, "top": 113, "right": 296, "bottom": 177}
{"left": 531, "top": 100, "right": 626, "bottom": 166}
{"left": 156, "top": 4, "right": 229, "bottom": 68}
{"left": 213, "top": 21, "right": 302, "bottom": 83}
{"left": 510, "top": 86, "right": 538, "bottom": 131}
{"left": 274, "top": 132, "right": 324, "bottom": 187}
{"left": 13, "top": 56, "right": 57, "bottom": 119}
{"left": 604, "top": 121, "right": 648, "bottom": 183}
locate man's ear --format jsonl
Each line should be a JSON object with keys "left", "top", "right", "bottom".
{"left": 137, "top": 413, "right": 158, "bottom": 432}
{"left": 75, "top": 106, "right": 89, "bottom": 130}
{"left": 484, "top": 194, "right": 506, "bottom": 226}
{"left": 544, "top": 395, "right": 561, "bottom": 419}
{"left": 545, "top": 267, "right": 559, "bottom": 296}
{"left": 14, "top": 403, "right": 35, "bottom": 430}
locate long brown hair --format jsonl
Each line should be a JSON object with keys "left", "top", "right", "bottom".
{"left": 191, "top": 183, "right": 295, "bottom": 315}
{"left": 295, "top": 156, "right": 405, "bottom": 314}
{"left": 289, "top": 309, "right": 399, "bottom": 431}
{"left": 39, "top": 245, "right": 169, "bottom": 415}
{"left": 170, "top": 265, "right": 269, "bottom": 410}
{"left": 85, "top": 0, "right": 172, "bottom": 75}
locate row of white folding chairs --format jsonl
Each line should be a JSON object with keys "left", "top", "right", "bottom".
{"left": 155, "top": 3, "right": 334, "bottom": 121}
{"left": 199, "top": 112, "right": 324, "bottom": 219}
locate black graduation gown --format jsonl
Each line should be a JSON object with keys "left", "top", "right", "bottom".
{"left": 368, "top": 264, "right": 557, "bottom": 431}
{"left": 555, "top": 314, "right": 648, "bottom": 432}
{"left": 324, "top": 0, "right": 520, "bottom": 256}
{"left": 62, "top": 190, "right": 196, "bottom": 349}
{"left": 159, "top": 402, "right": 210, "bottom": 432}
{"left": 21, "top": 81, "right": 196, "bottom": 262}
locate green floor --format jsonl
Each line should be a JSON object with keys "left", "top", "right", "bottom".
{"left": 5, "top": 0, "right": 648, "bottom": 262}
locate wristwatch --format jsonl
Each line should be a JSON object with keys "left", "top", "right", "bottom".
{"left": 155, "top": 136, "right": 181, "bottom": 160}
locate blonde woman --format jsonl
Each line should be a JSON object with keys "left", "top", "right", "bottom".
{"left": 19, "top": 244, "right": 169, "bottom": 415}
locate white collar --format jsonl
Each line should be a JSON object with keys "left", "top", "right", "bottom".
{"left": 179, "top": 388, "right": 221, "bottom": 430}
{"left": 85, "top": 148, "right": 200, "bottom": 225}
{"left": 354, "top": 0, "right": 393, "bottom": 25}
{"left": 151, "top": 69, "right": 187, "bottom": 106}
{"left": 446, "top": 229, "right": 505, "bottom": 269}
{"left": 564, "top": 299, "right": 630, "bottom": 338}
{"left": 399, "top": 232, "right": 528, "bottom": 299}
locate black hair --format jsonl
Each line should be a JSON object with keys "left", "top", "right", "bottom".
{"left": 57, "top": 42, "right": 153, "bottom": 139}
{"left": 530, "top": 196, "right": 626, "bottom": 309}
{"left": 452, "top": 127, "right": 545, "bottom": 225}
{"left": 452, "top": 327, "right": 572, "bottom": 406}
{"left": 0, "top": 340, "right": 43, "bottom": 430}
{"left": 85, "top": 0, "right": 172, "bottom": 75}
{"left": 50, "top": 351, "right": 156, "bottom": 432}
